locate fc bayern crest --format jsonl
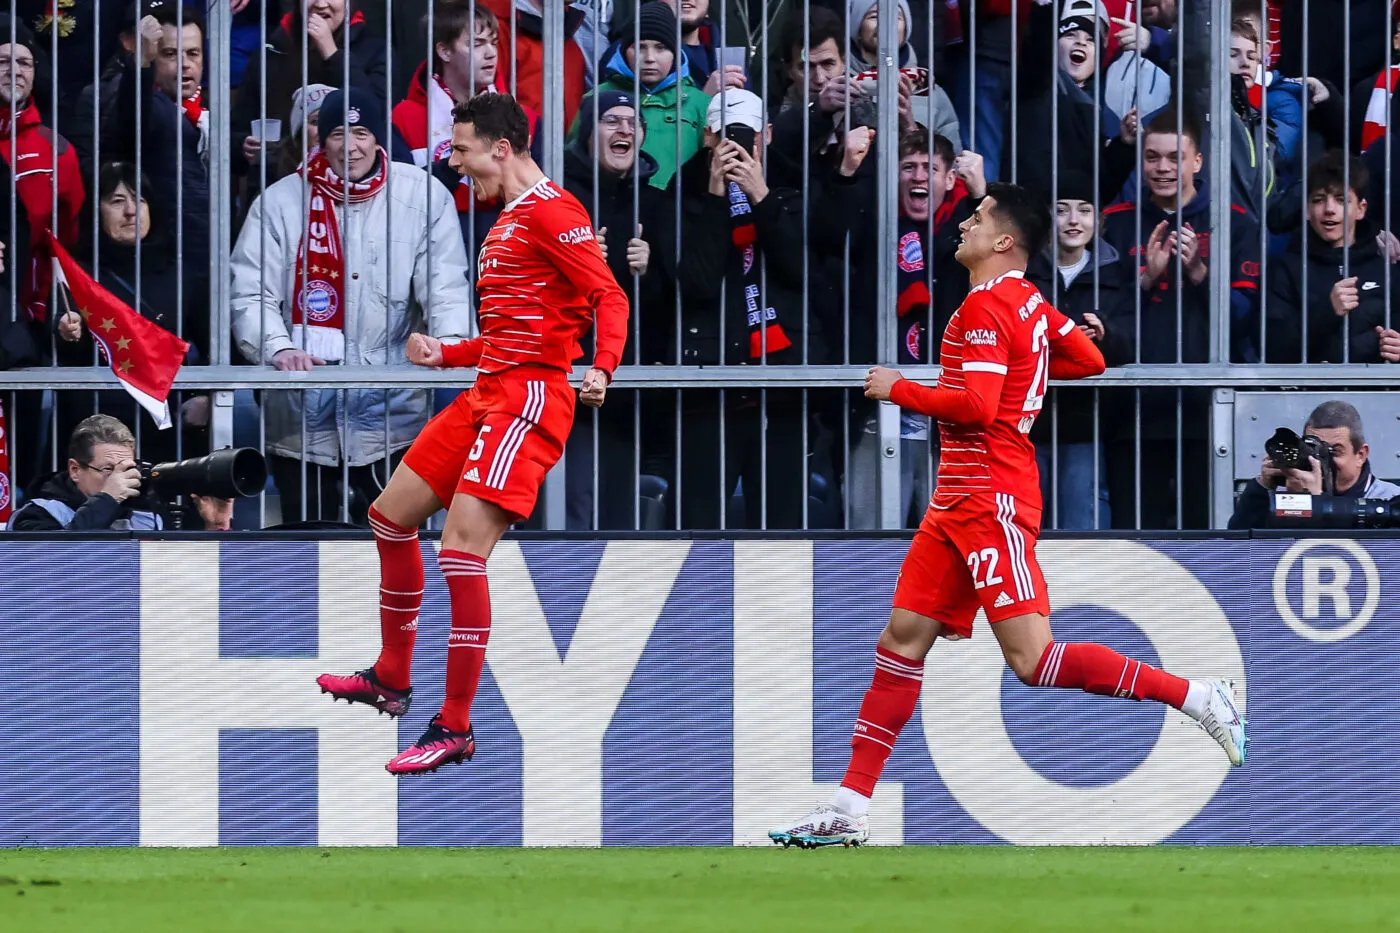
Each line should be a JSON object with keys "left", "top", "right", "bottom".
{"left": 898, "top": 231, "right": 924, "bottom": 273}
{"left": 0, "top": 471, "right": 10, "bottom": 513}
{"left": 433, "top": 139, "right": 452, "bottom": 161}
{"left": 301, "top": 280, "right": 338, "bottom": 323}
{"left": 742, "top": 245, "right": 755, "bottom": 275}
{"left": 904, "top": 320, "right": 923, "bottom": 360}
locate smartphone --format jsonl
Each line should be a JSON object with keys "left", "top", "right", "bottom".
{"left": 724, "top": 124, "right": 757, "bottom": 152}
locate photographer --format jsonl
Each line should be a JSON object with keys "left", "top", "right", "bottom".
{"left": 8, "top": 415, "right": 232, "bottom": 532}
{"left": 1227, "top": 401, "right": 1400, "bottom": 530}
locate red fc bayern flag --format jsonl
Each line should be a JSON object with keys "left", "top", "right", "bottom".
{"left": 48, "top": 232, "right": 190, "bottom": 430}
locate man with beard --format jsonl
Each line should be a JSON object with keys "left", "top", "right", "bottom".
{"left": 817, "top": 126, "right": 982, "bottom": 527}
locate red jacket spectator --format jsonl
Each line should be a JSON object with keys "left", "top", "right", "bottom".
{"left": 482, "top": 0, "right": 586, "bottom": 130}
{"left": 0, "top": 101, "right": 84, "bottom": 323}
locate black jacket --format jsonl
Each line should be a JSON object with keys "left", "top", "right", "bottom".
{"left": 1265, "top": 226, "right": 1395, "bottom": 363}
{"left": 0, "top": 156, "right": 36, "bottom": 369}
{"left": 9, "top": 471, "right": 138, "bottom": 531}
{"left": 104, "top": 58, "right": 211, "bottom": 267}
{"left": 1227, "top": 461, "right": 1400, "bottom": 530}
{"left": 561, "top": 141, "right": 673, "bottom": 365}
{"left": 1100, "top": 177, "right": 1261, "bottom": 366}
{"left": 671, "top": 149, "right": 830, "bottom": 365}
{"left": 1005, "top": 2, "right": 1136, "bottom": 204}
{"left": 1027, "top": 245, "right": 1133, "bottom": 445}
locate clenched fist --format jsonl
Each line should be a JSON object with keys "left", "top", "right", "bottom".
{"left": 407, "top": 333, "right": 444, "bottom": 367}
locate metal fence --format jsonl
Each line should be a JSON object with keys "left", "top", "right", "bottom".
{"left": 0, "top": 0, "right": 1395, "bottom": 533}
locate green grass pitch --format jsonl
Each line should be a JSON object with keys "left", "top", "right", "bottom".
{"left": 3, "top": 846, "right": 1398, "bottom": 933}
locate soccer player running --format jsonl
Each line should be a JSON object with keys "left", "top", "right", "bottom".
{"left": 316, "top": 93, "right": 629, "bottom": 776}
{"left": 770, "top": 184, "right": 1247, "bottom": 848}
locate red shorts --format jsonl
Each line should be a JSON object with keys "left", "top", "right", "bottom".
{"left": 891, "top": 492, "right": 1049, "bottom": 638}
{"left": 401, "top": 368, "right": 574, "bottom": 522}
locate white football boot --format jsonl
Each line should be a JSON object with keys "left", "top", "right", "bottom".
{"left": 1196, "top": 678, "right": 1248, "bottom": 767}
{"left": 768, "top": 805, "right": 870, "bottom": 849}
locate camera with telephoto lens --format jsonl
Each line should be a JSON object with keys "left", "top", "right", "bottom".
{"left": 1264, "top": 427, "right": 1336, "bottom": 494}
{"left": 133, "top": 448, "right": 269, "bottom": 526}
{"left": 1267, "top": 492, "right": 1400, "bottom": 529}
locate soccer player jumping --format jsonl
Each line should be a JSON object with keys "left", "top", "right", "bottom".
{"left": 770, "top": 183, "right": 1246, "bottom": 848}
{"left": 316, "top": 93, "right": 629, "bottom": 776}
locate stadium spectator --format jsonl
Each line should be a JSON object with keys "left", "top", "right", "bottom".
{"left": 231, "top": 0, "right": 388, "bottom": 195}
{"left": 1100, "top": 109, "right": 1259, "bottom": 528}
{"left": 571, "top": 1, "right": 709, "bottom": 189}
{"left": 670, "top": 89, "right": 835, "bottom": 528}
{"left": 847, "top": 0, "right": 915, "bottom": 72}
{"left": 0, "top": 19, "right": 84, "bottom": 324}
{"left": 53, "top": 162, "right": 211, "bottom": 463}
{"left": 8, "top": 413, "right": 232, "bottom": 531}
{"left": 561, "top": 89, "right": 672, "bottom": 529}
{"left": 823, "top": 128, "right": 980, "bottom": 527}
{"left": 229, "top": 89, "right": 475, "bottom": 525}
{"left": 1227, "top": 400, "right": 1400, "bottom": 529}
{"left": 103, "top": 5, "right": 210, "bottom": 267}
{"left": 70, "top": 1, "right": 142, "bottom": 187}
{"left": 392, "top": 1, "right": 544, "bottom": 269}
{"left": 1027, "top": 169, "right": 1132, "bottom": 530}
{"left": 773, "top": 6, "right": 846, "bottom": 117}
{"left": 944, "top": 0, "right": 1028, "bottom": 182}
{"left": 669, "top": 0, "right": 727, "bottom": 89}
{"left": 1353, "top": 4, "right": 1400, "bottom": 154}
{"left": 1265, "top": 152, "right": 1400, "bottom": 364}
{"left": 13, "top": 0, "right": 133, "bottom": 139}
{"left": 1007, "top": 0, "right": 1137, "bottom": 204}
{"left": 483, "top": 0, "right": 587, "bottom": 131}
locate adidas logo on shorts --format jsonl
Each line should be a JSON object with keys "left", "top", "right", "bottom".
{"left": 464, "top": 467, "right": 481, "bottom": 483}
{"left": 993, "top": 591, "right": 1013, "bottom": 609}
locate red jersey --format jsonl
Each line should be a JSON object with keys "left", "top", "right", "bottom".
{"left": 911, "top": 271, "right": 1077, "bottom": 509}
{"left": 442, "top": 177, "right": 629, "bottom": 377}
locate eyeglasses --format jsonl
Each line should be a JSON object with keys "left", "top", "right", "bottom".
{"left": 599, "top": 114, "right": 638, "bottom": 130}
{"left": 79, "top": 462, "right": 123, "bottom": 477}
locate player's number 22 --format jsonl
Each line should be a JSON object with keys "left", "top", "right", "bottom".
{"left": 966, "top": 547, "right": 1004, "bottom": 590}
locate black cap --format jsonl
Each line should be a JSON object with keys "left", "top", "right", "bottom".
{"left": 578, "top": 89, "right": 643, "bottom": 149}
{"left": 317, "top": 87, "right": 387, "bottom": 145}
{"left": 1051, "top": 169, "right": 1097, "bottom": 204}
{"left": 633, "top": 1, "right": 679, "bottom": 58}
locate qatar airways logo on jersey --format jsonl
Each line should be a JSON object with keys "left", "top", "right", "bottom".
{"left": 966, "top": 328, "right": 998, "bottom": 347}
{"left": 1017, "top": 291, "right": 1044, "bottom": 322}
{"left": 558, "top": 226, "right": 596, "bottom": 246}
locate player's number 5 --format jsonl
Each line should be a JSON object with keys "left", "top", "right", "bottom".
{"left": 966, "top": 547, "right": 1004, "bottom": 590}
{"left": 468, "top": 425, "right": 493, "bottom": 462}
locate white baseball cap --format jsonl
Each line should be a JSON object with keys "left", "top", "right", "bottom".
{"left": 706, "top": 88, "right": 765, "bottom": 133}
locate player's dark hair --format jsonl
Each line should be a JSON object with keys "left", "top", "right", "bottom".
{"left": 780, "top": 6, "right": 844, "bottom": 67}
{"left": 69, "top": 414, "right": 136, "bottom": 464}
{"left": 454, "top": 92, "right": 531, "bottom": 154}
{"left": 1306, "top": 149, "right": 1368, "bottom": 201}
{"left": 1306, "top": 400, "right": 1366, "bottom": 452}
{"left": 984, "top": 182, "right": 1051, "bottom": 258}
{"left": 1143, "top": 106, "right": 1202, "bottom": 151}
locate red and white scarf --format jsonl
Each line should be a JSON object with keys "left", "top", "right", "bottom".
{"left": 1363, "top": 66, "right": 1400, "bottom": 153}
{"left": 292, "top": 148, "right": 388, "bottom": 360}
{"left": 181, "top": 89, "right": 211, "bottom": 164}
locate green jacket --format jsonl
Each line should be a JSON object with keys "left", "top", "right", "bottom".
{"left": 568, "top": 48, "right": 710, "bottom": 189}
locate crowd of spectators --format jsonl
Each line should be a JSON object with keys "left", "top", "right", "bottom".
{"left": 0, "top": 0, "right": 1398, "bottom": 532}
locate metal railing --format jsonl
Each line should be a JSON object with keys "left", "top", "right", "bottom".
{"left": 0, "top": 0, "right": 1396, "bottom": 533}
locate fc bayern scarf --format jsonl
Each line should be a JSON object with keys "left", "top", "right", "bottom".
{"left": 292, "top": 149, "right": 387, "bottom": 359}
{"left": 728, "top": 181, "right": 791, "bottom": 358}
{"left": 1363, "top": 65, "right": 1400, "bottom": 152}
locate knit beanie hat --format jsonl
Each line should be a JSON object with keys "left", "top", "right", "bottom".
{"left": 577, "top": 89, "right": 644, "bottom": 149}
{"left": 632, "top": 0, "right": 680, "bottom": 58}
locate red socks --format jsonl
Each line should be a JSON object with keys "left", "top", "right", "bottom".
{"left": 368, "top": 506, "right": 422, "bottom": 691}
{"left": 1033, "top": 641, "right": 1189, "bottom": 709}
{"left": 437, "top": 549, "right": 491, "bottom": 733}
{"left": 840, "top": 646, "right": 924, "bottom": 798}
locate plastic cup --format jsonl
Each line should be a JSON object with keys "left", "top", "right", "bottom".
{"left": 250, "top": 119, "right": 283, "bottom": 143}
